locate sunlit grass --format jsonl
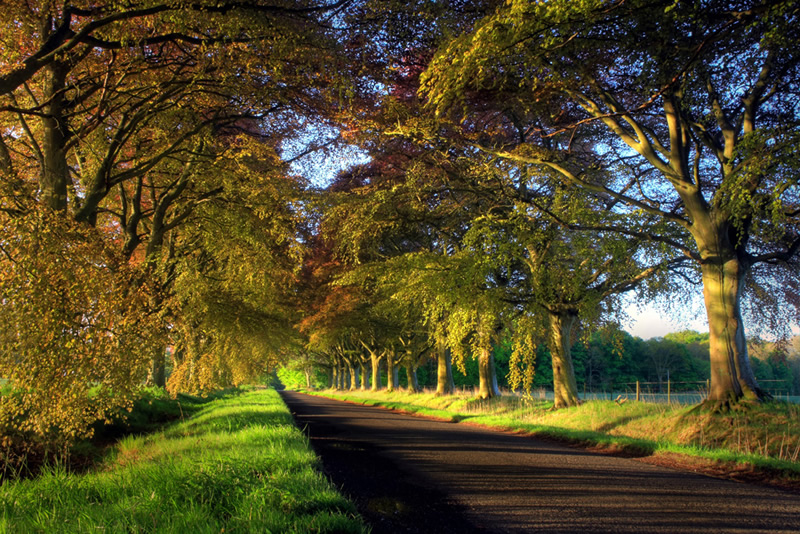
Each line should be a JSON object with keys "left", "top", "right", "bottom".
{"left": 0, "top": 388, "right": 367, "bottom": 533}
{"left": 308, "top": 388, "right": 800, "bottom": 479}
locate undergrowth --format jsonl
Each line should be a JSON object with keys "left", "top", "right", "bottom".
{"left": 1, "top": 386, "right": 210, "bottom": 481}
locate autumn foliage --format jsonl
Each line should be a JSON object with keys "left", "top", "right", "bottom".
{"left": 0, "top": 210, "right": 159, "bottom": 442}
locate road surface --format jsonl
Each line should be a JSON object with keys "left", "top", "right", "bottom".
{"left": 280, "top": 391, "right": 800, "bottom": 533}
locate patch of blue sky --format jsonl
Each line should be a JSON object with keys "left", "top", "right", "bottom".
{"left": 280, "top": 121, "right": 371, "bottom": 188}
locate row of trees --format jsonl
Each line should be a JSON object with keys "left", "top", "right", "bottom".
{"left": 287, "top": 330, "right": 800, "bottom": 398}
{"left": 0, "top": 0, "right": 362, "bottom": 442}
{"left": 297, "top": 0, "right": 800, "bottom": 410}
{"left": 1, "top": 0, "right": 798, "bottom": 443}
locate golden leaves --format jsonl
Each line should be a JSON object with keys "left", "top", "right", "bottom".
{"left": 0, "top": 209, "right": 159, "bottom": 442}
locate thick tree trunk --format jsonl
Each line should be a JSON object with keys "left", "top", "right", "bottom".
{"left": 392, "top": 366, "right": 400, "bottom": 390}
{"left": 678, "top": 186, "right": 765, "bottom": 404}
{"left": 406, "top": 365, "right": 420, "bottom": 393}
{"left": 40, "top": 62, "right": 69, "bottom": 212}
{"left": 436, "top": 348, "right": 455, "bottom": 396}
{"left": 548, "top": 311, "right": 580, "bottom": 408}
{"left": 371, "top": 352, "right": 382, "bottom": 391}
{"left": 477, "top": 347, "right": 500, "bottom": 399}
{"left": 701, "top": 258, "right": 762, "bottom": 402}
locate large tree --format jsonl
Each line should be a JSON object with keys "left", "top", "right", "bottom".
{"left": 421, "top": 0, "right": 800, "bottom": 405}
{"left": 0, "top": 0, "right": 356, "bottom": 440}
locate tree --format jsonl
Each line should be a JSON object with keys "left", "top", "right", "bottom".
{"left": 0, "top": 0, "right": 356, "bottom": 440}
{"left": 0, "top": 211, "right": 158, "bottom": 442}
{"left": 421, "top": 0, "right": 800, "bottom": 405}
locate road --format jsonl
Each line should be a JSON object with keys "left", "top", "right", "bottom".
{"left": 279, "top": 391, "right": 800, "bottom": 534}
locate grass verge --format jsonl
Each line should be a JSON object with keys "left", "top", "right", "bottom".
{"left": 303, "top": 388, "right": 800, "bottom": 487}
{"left": 0, "top": 387, "right": 367, "bottom": 533}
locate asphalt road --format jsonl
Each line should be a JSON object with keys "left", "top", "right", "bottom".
{"left": 279, "top": 391, "right": 800, "bottom": 534}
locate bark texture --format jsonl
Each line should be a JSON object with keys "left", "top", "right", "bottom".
{"left": 701, "top": 258, "right": 761, "bottom": 402}
{"left": 40, "top": 62, "right": 70, "bottom": 212}
{"left": 548, "top": 311, "right": 580, "bottom": 408}
{"left": 477, "top": 347, "right": 500, "bottom": 399}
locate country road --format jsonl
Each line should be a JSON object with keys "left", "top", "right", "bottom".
{"left": 279, "top": 391, "right": 800, "bottom": 534}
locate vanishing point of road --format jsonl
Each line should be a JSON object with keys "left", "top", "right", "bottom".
{"left": 280, "top": 390, "right": 800, "bottom": 534}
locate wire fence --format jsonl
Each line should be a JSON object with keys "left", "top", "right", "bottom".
{"left": 517, "top": 379, "right": 799, "bottom": 405}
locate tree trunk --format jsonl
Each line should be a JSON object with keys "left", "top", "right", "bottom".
{"left": 149, "top": 345, "right": 166, "bottom": 388}
{"left": 371, "top": 352, "right": 382, "bottom": 391}
{"left": 360, "top": 362, "right": 368, "bottom": 390}
{"left": 548, "top": 311, "right": 580, "bottom": 408}
{"left": 40, "top": 62, "right": 69, "bottom": 212}
{"left": 701, "top": 257, "right": 762, "bottom": 403}
{"left": 436, "top": 348, "right": 455, "bottom": 396}
{"left": 386, "top": 351, "right": 396, "bottom": 392}
{"left": 489, "top": 352, "right": 499, "bottom": 395}
{"left": 349, "top": 364, "right": 358, "bottom": 391}
{"left": 392, "top": 365, "right": 400, "bottom": 390}
{"left": 477, "top": 346, "right": 500, "bottom": 399}
{"left": 406, "top": 365, "right": 420, "bottom": 393}
{"left": 332, "top": 362, "right": 340, "bottom": 390}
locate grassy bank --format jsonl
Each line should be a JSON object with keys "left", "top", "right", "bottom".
{"left": 0, "top": 388, "right": 367, "bottom": 533}
{"left": 305, "top": 388, "right": 800, "bottom": 482}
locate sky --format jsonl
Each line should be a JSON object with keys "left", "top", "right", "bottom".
{"left": 623, "top": 302, "right": 708, "bottom": 340}
{"left": 623, "top": 296, "right": 800, "bottom": 341}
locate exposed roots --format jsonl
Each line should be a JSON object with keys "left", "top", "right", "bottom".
{"left": 694, "top": 397, "right": 763, "bottom": 415}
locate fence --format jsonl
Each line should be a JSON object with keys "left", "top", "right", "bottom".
{"left": 518, "top": 379, "right": 799, "bottom": 405}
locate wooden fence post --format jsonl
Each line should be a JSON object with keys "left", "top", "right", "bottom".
{"left": 636, "top": 380, "right": 640, "bottom": 402}
{"left": 667, "top": 379, "right": 671, "bottom": 405}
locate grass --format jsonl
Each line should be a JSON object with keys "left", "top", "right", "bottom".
{"left": 304, "top": 388, "right": 800, "bottom": 482}
{"left": 0, "top": 387, "right": 367, "bottom": 533}
{"left": 1, "top": 386, "right": 208, "bottom": 480}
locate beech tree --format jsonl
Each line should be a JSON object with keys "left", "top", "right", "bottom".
{"left": 0, "top": 212, "right": 157, "bottom": 441}
{"left": 421, "top": 0, "right": 800, "bottom": 405}
{"left": 0, "top": 0, "right": 357, "bottom": 439}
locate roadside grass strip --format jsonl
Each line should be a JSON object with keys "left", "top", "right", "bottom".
{"left": 307, "top": 389, "right": 800, "bottom": 481}
{"left": 0, "top": 388, "right": 367, "bottom": 534}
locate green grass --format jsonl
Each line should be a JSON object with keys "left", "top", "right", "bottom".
{"left": 305, "top": 388, "right": 800, "bottom": 480}
{"left": 0, "top": 387, "right": 367, "bottom": 533}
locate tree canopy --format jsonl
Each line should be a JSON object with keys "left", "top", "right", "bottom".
{"left": 1, "top": 0, "right": 799, "bottom": 444}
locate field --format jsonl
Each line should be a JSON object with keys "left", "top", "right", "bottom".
{"left": 0, "top": 388, "right": 367, "bottom": 534}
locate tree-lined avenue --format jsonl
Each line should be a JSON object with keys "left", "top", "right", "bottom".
{"left": 281, "top": 391, "right": 800, "bottom": 533}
